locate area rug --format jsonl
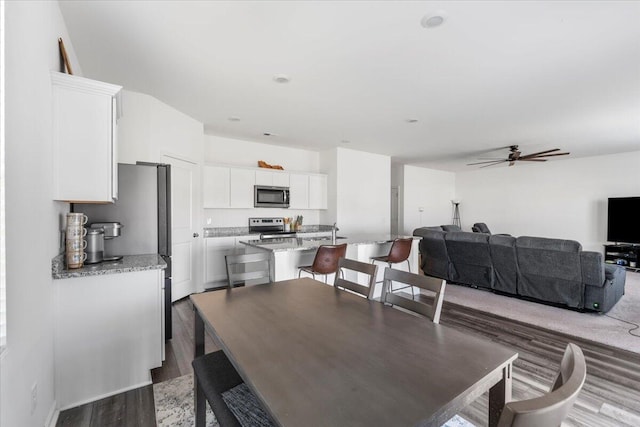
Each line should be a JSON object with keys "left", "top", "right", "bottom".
{"left": 153, "top": 373, "right": 474, "bottom": 426}
{"left": 153, "top": 373, "right": 217, "bottom": 427}
{"left": 441, "top": 271, "right": 640, "bottom": 354}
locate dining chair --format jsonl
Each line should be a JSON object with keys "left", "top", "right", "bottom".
{"left": 192, "top": 350, "right": 274, "bottom": 427}
{"left": 381, "top": 268, "right": 446, "bottom": 324}
{"left": 333, "top": 258, "right": 379, "bottom": 299}
{"left": 225, "top": 252, "right": 271, "bottom": 288}
{"left": 497, "top": 343, "right": 586, "bottom": 427}
{"left": 298, "top": 243, "right": 347, "bottom": 283}
{"left": 371, "top": 237, "right": 414, "bottom": 295}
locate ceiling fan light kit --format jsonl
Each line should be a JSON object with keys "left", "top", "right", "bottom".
{"left": 467, "top": 145, "right": 570, "bottom": 168}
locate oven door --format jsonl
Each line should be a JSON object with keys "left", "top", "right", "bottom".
{"left": 254, "top": 186, "right": 290, "bottom": 208}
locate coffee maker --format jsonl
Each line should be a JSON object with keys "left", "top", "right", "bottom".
{"left": 86, "top": 222, "right": 124, "bottom": 263}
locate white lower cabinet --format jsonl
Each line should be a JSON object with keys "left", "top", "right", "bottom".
{"left": 54, "top": 269, "right": 164, "bottom": 409}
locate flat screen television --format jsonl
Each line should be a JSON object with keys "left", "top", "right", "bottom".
{"left": 607, "top": 197, "right": 640, "bottom": 244}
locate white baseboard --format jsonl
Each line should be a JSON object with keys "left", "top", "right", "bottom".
{"left": 58, "top": 379, "right": 152, "bottom": 412}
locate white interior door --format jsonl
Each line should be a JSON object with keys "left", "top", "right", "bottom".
{"left": 163, "top": 155, "right": 198, "bottom": 301}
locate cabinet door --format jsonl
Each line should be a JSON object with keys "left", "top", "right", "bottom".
{"left": 203, "top": 166, "right": 230, "bottom": 208}
{"left": 255, "top": 170, "right": 273, "bottom": 186}
{"left": 205, "top": 237, "right": 237, "bottom": 284}
{"left": 256, "top": 170, "right": 290, "bottom": 187}
{"left": 289, "top": 173, "right": 309, "bottom": 209}
{"left": 309, "top": 174, "right": 328, "bottom": 209}
{"left": 229, "top": 168, "right": 255, "bottom": 208}
{"left": 51, "top": 72, "right": 121, "bottom": 203}
{"left": 272, "top": 172, "right": 290, "bottom": 187}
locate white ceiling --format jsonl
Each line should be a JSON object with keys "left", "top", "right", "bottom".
{"left": 59, "top": 1, "right": 640, "bottom": 171}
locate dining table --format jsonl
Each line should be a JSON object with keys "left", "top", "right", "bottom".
{"left": 191, "top": 277, "right": 518, "bottom": 427}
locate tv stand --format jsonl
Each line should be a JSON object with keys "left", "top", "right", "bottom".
{"left": 604, "top": 244, "right": 639, "bottom": 272}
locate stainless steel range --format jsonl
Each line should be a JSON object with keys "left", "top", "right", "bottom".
{"left": 249, "top": 217, "right": 297, "bottom": 239}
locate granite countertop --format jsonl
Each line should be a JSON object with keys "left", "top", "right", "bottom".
{"left": 203, "top": 224, "right": 334, "bottom": 238}
{"left": 239, "top": 234, "right": 419, "bottom": 253}
{"left": 52, "top": 253, "right": 167, "bottom": 279}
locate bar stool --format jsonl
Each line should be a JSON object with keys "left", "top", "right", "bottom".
{"left": 298, "top": 243, "right": 347, "bottom": 283}
{"left": 371, "top": 237, "right": 414, "bottom": 295}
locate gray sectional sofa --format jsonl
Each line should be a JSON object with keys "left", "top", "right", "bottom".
{"left": 413, "top": 226, "right": 626, "bottom": 312}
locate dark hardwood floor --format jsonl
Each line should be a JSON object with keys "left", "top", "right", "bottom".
{"left": 57, "top": 288, "right": 640, "bottom": 426}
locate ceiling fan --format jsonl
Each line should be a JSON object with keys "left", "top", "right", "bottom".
{"left": 467, "top": 145, "right": 570, "bottom": 168}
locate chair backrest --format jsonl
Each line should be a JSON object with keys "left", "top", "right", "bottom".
{"left": 386, "top": 238, "right": 413, "bottom": 263}
{"left": 515, "top": 236, "right": 584, "bottom": 308}
{"left": 333, "top": 258, "right": 378, "bottom": 299}
{"left": 444, "top": 231, "right": 494, "bottom": 289}
{"left": 472, "top": 222, "right": 491, "bottom": 234}
{"left": 311, "top": 244, "right": 347, "bottom": 274}
{"left": 381, "top": 268, "right": 446, "bottom": 324}
{"left": 498, "top": 343, "right": 586, "bottom": 427}
{"left": 225, "top": 252, "right": 271, "bottom": 288}
{"left": 417, "top": 229, "right": 451, "bottom": 280}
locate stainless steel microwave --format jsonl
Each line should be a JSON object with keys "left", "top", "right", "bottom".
{"left": 254, "top": 185, "right": 290, "bottom": 208}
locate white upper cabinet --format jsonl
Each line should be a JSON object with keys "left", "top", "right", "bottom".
{"left": 229, "top": 168, "right": 255, "bottom": 208}
{"left": 51, "top": 72, "right": 122, "bottom": 203}
{"left": 309, "top": 174, "right": 328, "bottom": 209}
{"left": 255, "top": 170, "right": 290, "bottom": 187}
{"left": 203, "top": 166, "right": 230, "bottom": 208}
{"left": 289, "top": 173, "right": 309, "bottom": 209}
{"left": 203, "top": 165, "right": 327, "bottom": 210}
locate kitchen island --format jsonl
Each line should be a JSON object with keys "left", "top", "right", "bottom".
{"left": 240, "top": 234, "right": 419, "bottom": 296}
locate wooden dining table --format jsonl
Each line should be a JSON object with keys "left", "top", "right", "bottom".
{"left": 191, "top": 277, "right": 518, "bottom": 427}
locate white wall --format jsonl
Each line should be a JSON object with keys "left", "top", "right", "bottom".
{"left": 204, "top": 135, "right": 320, "bottom": 173}
{"left": 456, "top": 151, "right": 640, "bottom": 251}
{"left": 2, "top": 2, "right": 78, "bottom": 426}
{"left": 203, "top": 135, "right": 322, "bottom": 227}
{"left": 118, "top": 90, "right": 204, "bottom": 165}
{"left": 402, "top": 165, "right": 456, "bottom": 234}
{"left": 321, "top": 147, "right": 390, "bottom": 234}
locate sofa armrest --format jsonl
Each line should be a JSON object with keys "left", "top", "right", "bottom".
{"left": 605, "top": 263, "right": 626, "bottom": 284}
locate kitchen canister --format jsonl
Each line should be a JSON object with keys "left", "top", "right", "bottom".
{"left": 66, "top": 212, "right": 88, "bottom": 269}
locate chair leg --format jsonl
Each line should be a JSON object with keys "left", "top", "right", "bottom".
{"left": 194, "top": 376, "right": 206, "bottom": 427}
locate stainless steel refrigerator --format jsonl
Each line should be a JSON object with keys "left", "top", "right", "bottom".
{"left": 74, "top": 162, "right": 172, "bottom": 340}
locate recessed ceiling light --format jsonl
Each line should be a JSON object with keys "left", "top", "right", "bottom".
{"left": 228, "top": 116, "right": 241, "bottom": 122}
{"left": 263, "top": 132, "right": 276, "bottom": 137}
{"left": 421, "top": 10, "right": 447, "bottom": 28}
{"left": 273, "top": 74, "right": 291, "bottom": 84}
{"left": 406, "top": 118, "right": 419, "bottom": 123}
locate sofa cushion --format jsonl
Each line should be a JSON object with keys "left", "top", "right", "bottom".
{"left": 515, "top": 236, "right": 584, "bottom": 308}
{"left": 444, "top": 232, "right": 493, "bottom": 289}
{"left": 441, "top": 224, "right": 462, "bottom": 232}
{"left": 580, "top": 251, "right": 605, "bottom": 287}
{"left": 489, "top": 234, "right": 518, "bottom": 294}
{"left": 472, "top": 223, "right": 491, "bottom": 234}
{"left": 413, "top": 226, "right": 443, "bottom": 236}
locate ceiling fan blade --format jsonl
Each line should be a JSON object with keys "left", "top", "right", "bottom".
{"left": 518, "top": 148, "right": 560, "bottom": 159}
{"left": 467, "top": 159, "right": 509, "bottom": 166}
{"left": 527, "top": 152, "right": 570, "bottom": 158}
{"left": 519, "top": 158, "right": 547, "bottom": 162}
{"left": 479, "top": 160, "right": 508, "bottom": 168}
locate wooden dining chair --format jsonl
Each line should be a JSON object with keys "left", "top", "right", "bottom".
{"left": 192, "top": 350, "right": 274, "bottom": 427}
{"left": 381, "top": 268, "right": 446, "bottom": 324}
{"left": 497, "top": 343, "right": 586, "bottom": 427}
{"left": 333, "top": 258, "right": 379, "bottom": 299}
{"left": 298, "top": 243, "right": 347, "bottom": 283}
{"left": 225, "top": 252, "right": 271, "bottom": 288}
